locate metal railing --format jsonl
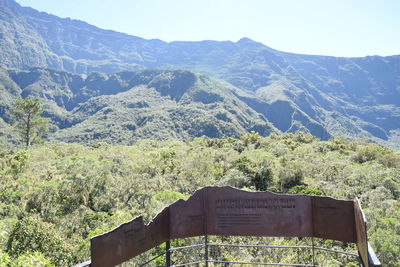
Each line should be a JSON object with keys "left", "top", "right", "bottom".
{"left": 74, "top": 235, "right": 371, "bottom": 267}
{"left": 118, "top": 236, "right": 359, "bottom": 267}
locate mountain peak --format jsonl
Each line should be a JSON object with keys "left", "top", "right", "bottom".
{"left": 236, "top": 37, "right": 274, "bottom": 51}
{"left": 237, "top": 37, "right": 255, "bottom": 44}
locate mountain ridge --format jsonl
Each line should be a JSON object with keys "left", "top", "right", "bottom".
{"left": 1, "top": 0, "right": 400, "bottom": 147}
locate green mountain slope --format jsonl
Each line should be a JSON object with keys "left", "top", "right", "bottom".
{"left": 1, "top": 0, "right": 400, "bottom": 146}
{"left": 0, "top": 67, "right": 275, "bottom": 144}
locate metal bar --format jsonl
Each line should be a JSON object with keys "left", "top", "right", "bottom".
{"left": 208, "top": 243, "right": 314, "bottom": 249}
{"left": 367, "top": 243, "right": 382, "bottom": 266}
{"left": 138, "top": 252, "right": 166, "bottom": 267}
{"left": 169, "top": 243, "right": 203, "bottom": 251}
{"left": 204, "top": 235, "right": 209, "bottom": 267}
{"left": 171, "top": 260, "right": 319, "bottom": 267}
{"left": 311, "top": 237, "right": 315, "bottom": 267}
{"left": 314, "top": 246, "right": 358, "bottom": 257}
{"left": 206, "top": 243, "right": 358, "bottom": 257}
{"left": 72, "top": 260, "right": 91, "bottom": 267}
{"left": 166, "top": 240, "right": 171, "bottom": 267}
{"left": 172, "top": 260, "right": 205, "bottom": 267}
{"left": 207, "top": 260, "right": 319, "bottom": 266}
{"left": 358, "top": 255, "right": 365, "bottom": 267}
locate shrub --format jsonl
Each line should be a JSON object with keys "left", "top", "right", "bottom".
{"left": 6, "top": 217, "right": 74, "bottom": 266}
{"left": 288, "top": 185, "right": 322, "bottom": 196}
{"left": 9, "top": 150, "right": 30, "bottom": 175}
{"left": 234, "top": 156, "right": 273, "bottom": 191}
{"left": 278, "top": 164, "right": 304, "bottom": 191}
{"left": 14, "top": 251, "right": 53, "bottom": 267}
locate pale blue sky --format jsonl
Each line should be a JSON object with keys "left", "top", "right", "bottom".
{"left": 16, "top": 0, "right": 400, "bottom": 57}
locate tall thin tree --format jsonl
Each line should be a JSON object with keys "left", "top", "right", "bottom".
{"left": 11, "top": 97, "right": 49, "bottom": 147}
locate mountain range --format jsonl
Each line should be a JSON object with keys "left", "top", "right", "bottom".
{"left": 1, "top": 0, "right": 399, "bottom": 147}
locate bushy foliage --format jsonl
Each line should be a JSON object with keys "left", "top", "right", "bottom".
{"left": 0, "top": 132, "right": 398, "bottom": 265}
{"left": 0, "top": 250, "right": 53, "bottom": 267}
{"left": 6, "top": 217, "right": 73, "bottom": 265}
{"left": 288, "top": 185, "right": 323, "bottom": 196}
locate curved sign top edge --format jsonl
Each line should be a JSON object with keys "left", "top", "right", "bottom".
{"left": 90, "top": 186, "right": 357, "bottom": 267}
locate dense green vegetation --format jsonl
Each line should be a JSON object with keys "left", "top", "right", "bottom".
{"left": 0, "top": 68, "right": 275, "bottom": 147}
{"left": 0, "top": 132, "right": 399, "bottom": 266}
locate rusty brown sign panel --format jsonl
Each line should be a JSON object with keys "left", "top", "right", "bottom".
{"left": 354, "top": 199, "right": 369, "bottom": 267}
{"left": 205, "top": 187, "right": 313, "bottom": 237}
{"left": 313, "top": 196, "right": 356, "bottom": 243}
{"left": 91, "top": 186, "right": 358, "bottom": 267}
{"left": 90, "top": 208, "right": 169, "bottom": 267}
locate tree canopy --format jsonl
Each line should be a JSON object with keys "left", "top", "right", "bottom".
{"left": 11, "top": 97, "right": 48, "bottom": 147}
{"left": 0, "top": 133, "right": 398, "bottom": 265}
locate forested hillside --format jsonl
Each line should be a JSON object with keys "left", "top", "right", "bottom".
{"left": 0, "top": 67, "right": 274, "bottom": 145}
{"left": 1, "top": 0, "right": 400, "bottom": 144}
{"left": 0, "top": 133, "right": 399, "bottom": 265}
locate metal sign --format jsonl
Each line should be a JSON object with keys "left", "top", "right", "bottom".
{"left": 91, "top": 186, "right": 360, "bottom": 267}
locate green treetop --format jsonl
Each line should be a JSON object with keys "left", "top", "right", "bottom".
{"left": 11, "top": 97, "right": 49, "bottom": 147}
